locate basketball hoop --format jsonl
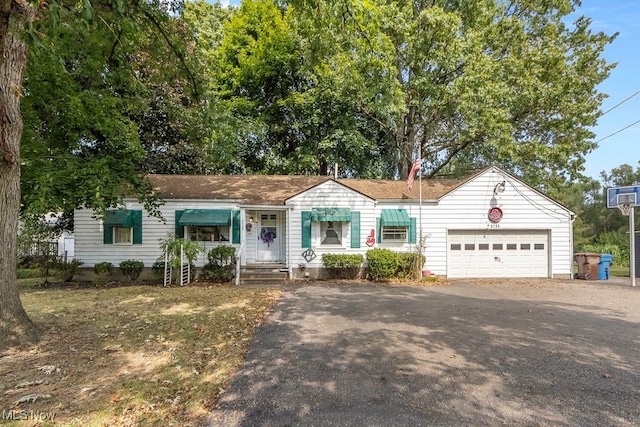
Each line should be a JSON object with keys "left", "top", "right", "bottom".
{"left": 618, "top": 202, "right": 633, "bottom": 216}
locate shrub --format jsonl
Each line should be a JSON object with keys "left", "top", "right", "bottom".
{"left": 94, "top": 262, "right": 113, "bottom": 286}
{"left": 200, "top": 246, "right": 236, "bottom": 283}
{"left": 18, "top": 255, "right": 40, "bottom": 269}
{"left": 396, "top": 253, "right": 426, "bottom": 279}
{"left": 54, "top": 259, "right": 84, "bottom": 282}
{"left": 119, "top": 260, "right": 145, "bottom": 283}
{"left": 322, "top": 254, "right": 364, "bottom": 279}
{"left": 366, "top": 249, "right": 398, "bottom": 280}
{"left": 321, "top": 254, "right": 364, "bottom": 269}
{"left": 17, "top": 268, "right": 41, "bottom": 279}
{"left": 94, "top": 262, "right": 113, "bottom": 274}
{"left": 206, "top": 245, "right": 236, "bottom": 267}
{"left": 152, "top": 260, "right": 165, "bottom": 278}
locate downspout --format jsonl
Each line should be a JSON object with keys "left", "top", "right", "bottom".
{"left": 287, "top": 207, "right": 292, "bottom": 279}
{"left": 569, "top": 213, "right": 576, "bottom": 280}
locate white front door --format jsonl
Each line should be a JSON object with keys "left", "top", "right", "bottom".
{"left": 257, "top": 212, "right": 281, "bottom": 262}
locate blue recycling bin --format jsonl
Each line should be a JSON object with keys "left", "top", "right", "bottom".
{"left": 597, "top": 254, "right": 614, "bottom": 280}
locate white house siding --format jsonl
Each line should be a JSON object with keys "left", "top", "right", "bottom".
{"left": 74, "top": 200, "right": 242, "bottom": 267}
{"left": 286, "top": 180, "right": 376, "bottom": 271}
{"left": 426, "top": 168, "right": 573, "bottom": 278}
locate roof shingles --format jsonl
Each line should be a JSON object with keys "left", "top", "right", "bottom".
{"left": 147, "top": 174, "right": 462, "bottom": 205}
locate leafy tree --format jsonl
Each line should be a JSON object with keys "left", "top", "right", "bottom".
{"left": 210, "top": 0, "right": 396, "bottom": 177}
{"left": 1, "top": 0, "right": 188, "bottom": 347}
{"left": 290, "top": 0, "right": 615, "bottom": 185}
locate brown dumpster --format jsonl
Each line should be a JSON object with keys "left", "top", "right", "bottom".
{"left": 574, "top": 253, "right": 600, "bottom": 280}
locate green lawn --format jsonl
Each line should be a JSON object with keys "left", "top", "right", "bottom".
{"left": 610, "top": 264, "right": 631, "bottom": 277}
{"left": 2, "top": 282, "right": 282, "bottom": 426}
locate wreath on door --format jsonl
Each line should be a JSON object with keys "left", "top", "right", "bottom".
{"left": 260, "top": 228, "right": 277, "bottom": 246}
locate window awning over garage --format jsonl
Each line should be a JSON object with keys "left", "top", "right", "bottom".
{"left": 380, "top": 209, "right": 410, "bottom": 227}
{"left": 104, "top": 210, "right": 134, "bottom": 227}
{"left": 311, "top": 208, "right": 352, "bottom": 222}
{"left": 178, "top": 209, "right": 231, "bottom": 226}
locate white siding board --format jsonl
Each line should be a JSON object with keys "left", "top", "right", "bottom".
{"left": 75, "top": 200, "right": 243, "bottom": 267}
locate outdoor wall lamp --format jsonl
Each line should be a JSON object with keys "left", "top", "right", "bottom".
{"left": 493, "top": 181, "right": 506, "bottom": 196}
{"left": 249, "top": 216, "right": 254, "bottom": 223}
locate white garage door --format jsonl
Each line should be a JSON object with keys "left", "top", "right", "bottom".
{"left": 447, "top": 230, "right": 549, "bottom": 278}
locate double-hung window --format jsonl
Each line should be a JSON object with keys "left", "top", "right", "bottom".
{"left": 378, "top": 209, "right": 416, "bottom": 244}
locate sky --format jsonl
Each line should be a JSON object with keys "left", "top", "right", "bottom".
{"left": 213, "top": 0, "right": 638, "bottom": 181}
{"left": 568, "top": 0, "right": 640, "bottom": 181}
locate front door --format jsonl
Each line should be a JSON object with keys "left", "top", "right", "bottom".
{"left": 257, "top": 212, "right": 281, "bottom": 262}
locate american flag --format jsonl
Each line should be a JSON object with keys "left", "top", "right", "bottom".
{"left": 407, "top": 159, "right": 421, "bottom": 190}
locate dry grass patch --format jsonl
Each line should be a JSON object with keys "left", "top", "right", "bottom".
{"left": 0, "top": 284, "right": 281, "bottom": 426}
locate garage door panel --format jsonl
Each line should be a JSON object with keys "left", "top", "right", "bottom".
{"left": 448, "top": 230, "right": 549, "bottom": 278}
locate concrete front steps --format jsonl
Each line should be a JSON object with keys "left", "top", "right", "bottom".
{"left": 238, "top": 264, "right": 288, "bottom": 288}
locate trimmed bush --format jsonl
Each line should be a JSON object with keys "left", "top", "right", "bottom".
{"left": 119, "top": 260, "right": 144, "bottom": 283}
{"left": 366, "top": 249, "right": 398, "bottom": 280}
{"left": 321, "top": 254, "right": 364, "bottom": 269}
{"left": 94, "top": 262, "right": 113, "bottom": 286}
{"left": 322, "top": 254, "right": 364, "bottom": 279}
{"left": 152, "top": 260, "right": 165, "bottom": 278}
{"left": 200, "top": 246, "right": 236, "bottom": 283}
{"left": 54, "top": 259, "right": 84, "bottom": 282}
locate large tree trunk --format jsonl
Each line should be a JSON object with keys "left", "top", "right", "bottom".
{"left": 0, "top": 3, "right": 39, "bottom": 348}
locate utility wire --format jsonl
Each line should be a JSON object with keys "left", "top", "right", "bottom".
{"left": 601, "top": 89, "right": 640, "bottom": 116}
{"left": 594, "top": 117, "right": 640, "bottom": 144}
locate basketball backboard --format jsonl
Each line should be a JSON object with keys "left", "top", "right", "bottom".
{"left": 606, "top": 186, "right": 639, "bottom": 208}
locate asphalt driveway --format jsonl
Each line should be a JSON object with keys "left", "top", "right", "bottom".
{"left": 207, "top": 279, "right": 640, "bottom": 426}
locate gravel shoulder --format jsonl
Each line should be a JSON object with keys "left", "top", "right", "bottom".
{"left": 208, "top": 278, "right": 640, "bottom": 427}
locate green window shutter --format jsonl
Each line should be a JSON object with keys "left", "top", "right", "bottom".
{"left": 103, "top": 225, "right": 113, "bottom": 244}
{"left": 301, "top": 211, "right": 312, "bottom": 248}
{"left": 232, "top": 210, "right": 241, "bottom": 244}
{"left": 409, "top": 217, "right": 417, "bottom": 244}
{"left": 175, "top": 210, "right": 184, "bottom": 238}
{"left": 376, "top": 217, "right": 381, "bottom": 243}
{"left": 350, "top": 211, "right": 361, "bottom": 248}
{"left": 132, "top": 210, "right": 143, "bottom": 244}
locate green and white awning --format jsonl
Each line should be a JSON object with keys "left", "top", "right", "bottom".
{"left": 311, "top": 208, "right": 352, "bottom": 222}
{"left": 104, "top": 210, "right": 134, "bottom": 227}
{"left": 178, "top": 209, "right": 231, "bottom": 226}
{"left": 380, "top": 209, "right": 410, "bottom": 227}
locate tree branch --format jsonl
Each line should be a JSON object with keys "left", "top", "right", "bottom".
{"left": 425, "top": 133, "right": 483, "bottom": 178}
{"left": 135, "top": 2, "right": 201, "bottom": 102}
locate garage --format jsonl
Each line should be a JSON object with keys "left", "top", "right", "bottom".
{"left": 447, "top": 230, "right": 550, "bottom": 278}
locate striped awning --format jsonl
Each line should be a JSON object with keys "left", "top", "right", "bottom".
{"left": 178, "top": 209, "right": 231, "bottom": 226}
{"left": 104, "top": 210, "right": 133, "bottom": 227}
{"left": 380, "top": 209, "right": 410, "bottom": 227}
{"left": 311, "top": 208, "right": 352, "bottom": 222}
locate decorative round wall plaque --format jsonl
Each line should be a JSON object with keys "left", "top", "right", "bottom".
{"left": 488, "top": 207, "right": 503, "bottom": 223}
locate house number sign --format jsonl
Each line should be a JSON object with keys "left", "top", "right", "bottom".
{"left": 488, "top": 207, "right": 503, "bottom": 223}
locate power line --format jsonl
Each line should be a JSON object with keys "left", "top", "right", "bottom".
{"left": 595, "top": 117, "right": 640, "bottom": 144}
{"left": 601, "top": 89, "right": 640, "bottom": 116}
